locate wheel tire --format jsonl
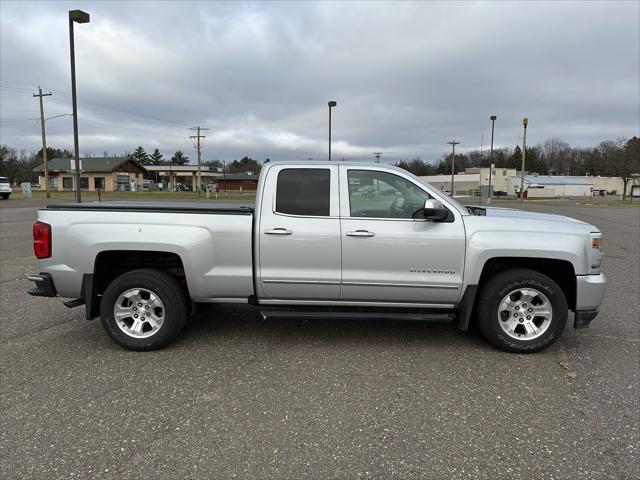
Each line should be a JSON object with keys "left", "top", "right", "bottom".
{"left": 477, "top": 268, "right": 568, "bottom": 353}
{"left": 100, "top": 269, "right": 188, "bottom": 351}
{"left": 1, "top": 194, "right": 8, "bottom": 200}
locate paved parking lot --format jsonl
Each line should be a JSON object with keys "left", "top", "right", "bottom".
{"left": 1, "top": 198, "right": 638, "bottom": 479}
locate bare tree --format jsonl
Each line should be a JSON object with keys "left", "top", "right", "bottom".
{"left": 541, "top": 137, "right": 571, "bottom": 174}
{"left": 618, "top": 136, "right": 640, "bottom": 200}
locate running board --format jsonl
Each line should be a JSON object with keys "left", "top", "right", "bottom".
{"left": 260, "top": 310, "right": 456, "bottom": 322}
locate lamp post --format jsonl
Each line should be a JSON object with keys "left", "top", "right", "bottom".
{"left": 487, "top": 115, "right": 497, "bottom": 205}
{"left": 447, "top": 140, "right": 460, "bottom": 197}
{"left": 69, "top": 9, "right": 90, "bottom": 203}
{"left": 519, "top": 117, "right": 528, "bottom": 202}
{"left": 328, "top": 101, "right": 337, "bottom": 161}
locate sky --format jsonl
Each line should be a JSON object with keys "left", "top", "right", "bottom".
{"left": 1, "top": 1, "right": 638, "bottom": 165}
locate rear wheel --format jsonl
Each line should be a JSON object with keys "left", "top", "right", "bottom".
{"left": 100, "top": 269, "right": 188, "bottom": 350}
{"left": 477, "top": 268, "right": 568, "bottom": 353}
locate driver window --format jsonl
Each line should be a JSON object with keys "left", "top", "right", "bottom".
{"left": 347, "top": 170, "right": 430, "bottom": 219}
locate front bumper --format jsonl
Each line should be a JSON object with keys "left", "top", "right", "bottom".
{"left": 573, "top": 273, "right": 606, "bottom": 329}
{"left": 27, "top": 273, "right": 57, "bottom": 297}
{"left": 574, "top": 310, "right": 599, "bottom": 329}
{"left": 575, "top": 273, "right": 606, "bottom": 311}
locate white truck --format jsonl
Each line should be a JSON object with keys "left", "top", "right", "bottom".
{"left": 27, "top": 162, "right": 606, "bottom": 353}
{"left": 0, "top": 176, "right": 11, "bottom": 199}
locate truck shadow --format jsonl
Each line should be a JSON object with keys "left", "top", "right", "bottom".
{"left": 180, "top": 303, "right": 489, "bottom": 351}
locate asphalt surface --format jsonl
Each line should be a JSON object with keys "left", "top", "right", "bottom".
{"left": 1, "top": 197, "right": 638, "bottom": 479}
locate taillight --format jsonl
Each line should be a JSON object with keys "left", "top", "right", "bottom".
{"left": 33, "top": 221, "right": 51, "bottom": 259}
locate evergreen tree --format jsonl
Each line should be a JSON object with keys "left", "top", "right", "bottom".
{"left": 170, "top": 150, "right": 189, "bottom": 165}
{"left": 130, "top": 146, "right": 148, "bottom": 163}
{"left": 149, "top": 148, "right": 164, "bottom": 164}
{"left": 35, "top": 147, "right": 73, "bottom": 161}
{"left": 227, "top": 156, "right": 261, "bottom": 174}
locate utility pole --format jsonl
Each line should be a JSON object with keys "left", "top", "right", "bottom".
{"left": 447, "top": 140, "right": 460, "bottom": 197}
{"left": 479, "top": 132, "right": 484, "bottom": 206}
{"left": 33, "top": 87, "right": 52, "bottom": 198}
{"left": 373, "top": 152, "right": 382, "bottom": 163}
{"left": 487, "top": 115, "right": 497, "bottom": 205}
{"left": 189, "top": 126, "right": 209, "bottom": 196}
{"left": 519, "top": 117, "right": 528, "bottom": 202}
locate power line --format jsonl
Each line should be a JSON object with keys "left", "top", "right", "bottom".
{"left": 0, "top": 117, "right": 40, "bottom": 123}
{"left": 47, "top": 88, "right": 193, "bottom": 128}
{"left": 0, "top": 79, "right": 39, "bottom": 88}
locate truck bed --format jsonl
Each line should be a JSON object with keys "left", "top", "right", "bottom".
{"left": 44, "top": 201, "right": 255, "bottom": 215}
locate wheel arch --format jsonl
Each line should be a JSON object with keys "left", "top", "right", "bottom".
{"left": 85, "top": 250, "right": 188, "bottom": 320}
{"left": 457, "top": 256, "right": 576, "bottom": 331}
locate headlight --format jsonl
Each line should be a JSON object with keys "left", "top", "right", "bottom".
{"left": 590, "top": 232, "right": 603, "bottom": 271}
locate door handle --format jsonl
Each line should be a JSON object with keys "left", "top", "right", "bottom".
{"left": 264, "top": 228, "right": 293, "bottom": 235}
{"left": 346, "top": 230, "right": 375, "bottom": 237}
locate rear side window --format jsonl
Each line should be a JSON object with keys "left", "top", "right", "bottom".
{"left": 276, "top": 168, "right": 330, "bottom": 216}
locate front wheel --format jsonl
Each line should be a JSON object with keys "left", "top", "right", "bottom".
{"left": 100, "top": 269, "right": 188, "bottom": 351}
{"left": 477, "top": 268, "right": 568, "bottom": 353}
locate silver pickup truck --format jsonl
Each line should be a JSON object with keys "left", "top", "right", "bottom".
{"left": 27, "top": 162, "right": 606, "bottom": 353}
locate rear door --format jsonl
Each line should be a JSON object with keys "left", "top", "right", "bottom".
{"left": 339, "top": 166, "right": 465, "bottom": 305}
{"left": 257, "top": 165, "right": 341, "bottom": 301}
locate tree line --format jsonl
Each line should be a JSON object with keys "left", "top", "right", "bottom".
{"left": 0, "top": 143, "right": 265, "bottom": 185}
{"left": 396, "top": 136, "right": 639, "bottom": 198}
{"left": 2, "top": 137, "right": 637, "bottom": 194}
{"left": 0, "top": 146, "right": 73, "bottom": 185}
{"left": 128, "top": 146, "right": 190, "bottom": 166}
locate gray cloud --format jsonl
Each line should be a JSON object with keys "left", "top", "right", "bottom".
{"left": 1, "top": 1, "right": 638, "bottom": 164}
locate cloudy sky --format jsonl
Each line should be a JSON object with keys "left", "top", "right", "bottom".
{"left": 1, "top": 1, "right": 638, "bottom": 164}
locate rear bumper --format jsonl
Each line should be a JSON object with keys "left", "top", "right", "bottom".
{"left": 27, "top": 273, "right": 57, "bottom": 297}
{"left": 575, "top": 273, "right": 606, "bottom": 311}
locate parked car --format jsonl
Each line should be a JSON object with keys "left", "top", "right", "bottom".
{"left": 0, "top": 177, "right": 11, "bottom": 199}
{"left": 27, "top": 162, "right": 605, "bottom": 353}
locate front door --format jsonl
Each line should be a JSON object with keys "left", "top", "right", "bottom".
{"left": 339, "top": 167, "right": 465, "bottom": 304}
{"left": 258, "top": 165, "right": 341, "bottom": 301}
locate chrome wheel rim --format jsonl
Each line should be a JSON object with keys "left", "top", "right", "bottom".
{"left": 113, "top": 288, "right": 165, "bottom": 338}
{"left": 497, "top": 287, "right": 552, "bottom": 341}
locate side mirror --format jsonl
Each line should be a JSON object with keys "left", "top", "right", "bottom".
{"left": 423, "top": 199, "right": 449, "bottom": 221}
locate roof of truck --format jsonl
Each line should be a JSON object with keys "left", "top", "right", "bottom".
{"left": 265, "top": 160, "right": 401, "bottom": 169}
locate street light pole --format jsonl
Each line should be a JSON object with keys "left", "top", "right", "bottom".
{"left": 487, "top": 115, "right": 497, "bottom": 205}
{"left": 69, "top": 9, "right": 90, "bottom": 203}
{"left": 328, "top": 101, "right": 337, "bottom": 161}
{"left": 373, "top": 152, "right": 382, "bottom": 163}
{"left": 447, "top": 140, "right": 460, "bottom": 197}
{"left": 519, "top": 117, "right": 528, "bottom": 202}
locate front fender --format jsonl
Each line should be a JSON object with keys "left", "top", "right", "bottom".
{"left": 464, "top": 230, "right": 586, "bottom": 285}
